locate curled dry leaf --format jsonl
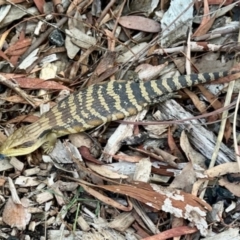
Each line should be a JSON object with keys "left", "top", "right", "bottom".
{"left": 87, "top": 162, "right": 128, "bottom": 179}
{"left": 205, "top": 162, "right": 240, "bottom": 178}
{"left": 79, "top": 146, "right": 103, "bottom": 165}
{"left": 135, "top": 63, "right": 166, "bottom": 81}
{"left": 180, "top": 131, "right": 206, "bottom": 168}
{"left": 119, "top": 16, "right": 161, "bottom": 33}
{"left": 183, "top": 87, "right": 207, "bottom": 114}
{"left": 68, "top": 133, "right": 92, "bottom": 148}
{"left": 219, "top": 177, "right": 240, "bottom": 197}
{"left": 2, "top": 197, "right": 31, "bottom": 230}
{"left": 113, "top": 152, "right": 143, "bottom": 162}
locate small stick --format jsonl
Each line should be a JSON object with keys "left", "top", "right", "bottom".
{"left": 0, "top": 74, "right": 36, "bottom": 108}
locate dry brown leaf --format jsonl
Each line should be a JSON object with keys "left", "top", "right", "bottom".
{"left": 2, "top": 197, "right": 31, "bottom": 230}
{"left": 0, "top": 130, "right": 7, "bottom": 145}
{"left": 95, "top": 52, "right": 117, "bottom": 76}
{"left": 113, "top": 152, "right": 143, "bottom": 162}
{"left": 180, "top": 131, "right": 206, "bottom": 168}
{"left": 170, "top": 163, "right": 196, "bottom": 193}
{"left": 135, "top": 63, "right": 166, "bottom": 81}
{"left": 192, "top": 0, "right": 216, "bottom": 37}
{"left": 33, "top": 0, "right": 45, "bottom": 13}
{"left": 87, "top": 162, "right": 128, "bottom": 179}
{"left": 88, "top": 52, "right": 117, "bottom": 85}
{"left": 2, "top": 95, "right": 44, "bottom": 106}
{"left": 183, "top": 88, "right": 207, "bottom": 114}
{"left": 142, "top": 226, "right": 198, "bottom": 240}
{"left": 0, "top": 29, "right": 11, "bottom": 49}
{"left": 208, "top": 0, "right": 233, "bottom": 4}
{"left": 0, "top": 177, "right": 6, "bottom": 186}
{"left": 197, "top": 85, "right": 222, "bottom": 109}
{"left": 79, "top": 146, "right": 103, "bottom": 165}
{"left": 7, "top": 115, "right": 40, "bottom": 124}
{"left": 219, "top": 177, "right": 240, "bottom": 197}
{"left": 0, "top": 72, "right": 26, "bottom": 79}
{"left": 205, "top": 162, "right": 240, "bottom": 178}
{"left": 224, "top": 119, "right": 232, "bottom": 143}
{"left": 0, "top": 50, "right": 11, "bottom": 62}
{"left": 4, "top": 38, "right": 31, "bottom": 56}
{"left": 68, "top": 133, "right": 92, "bottom": 148}
{"left": 196, "top": 84, "right": 232, "bottom": 141}
{"left": 6, "top": 0, "right": 27, "bottom": 3}
{"left": 119, "top": 16, "right": 161, "bottom": 33}
{"left": 193, "top": 15, "right": 216, "bottom": 37}
{"left": 99, "top": 182, "right": 211, "bottom": 235}
{"left": 14, "top": 77, "right": 70, "bottom": 90}
{"left": 3, "top": 95, "right": 28, "bottom": 104}
{"left": 148, "top": 147, "right": 178, "bottom": 168}
{"left": 167, "top": 127, "right": 184, "bottom": 161}
{"left": 79, "top": 183, "right": 132, "bottom": 211}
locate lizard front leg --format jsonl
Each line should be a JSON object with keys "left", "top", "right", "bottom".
{"left": 42, "top": 131, "right": 59, "bottom": 153}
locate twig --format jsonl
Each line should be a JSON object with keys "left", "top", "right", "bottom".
{"left": 96, "top": 0, "right": 117, "bottom": 25}
{"left": 199, "top": 29, "right": 240, "bottom": 199}
{"left": 233, "top": 92, "right": 240, "bottom": 169}
{"left": 0, "top": 74, "right": 36, "bottom": 108}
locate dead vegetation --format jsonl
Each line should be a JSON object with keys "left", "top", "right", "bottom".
{"left": 0, "top": 0, "right": 240, "bottom": 239}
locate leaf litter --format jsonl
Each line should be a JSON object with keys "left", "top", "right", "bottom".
{"left": 0, "top": 0, "right": 240, "bottom": 239}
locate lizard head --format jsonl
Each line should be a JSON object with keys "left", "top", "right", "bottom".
{"left": 0, "top": 126, "right": 46, "bottom": 157}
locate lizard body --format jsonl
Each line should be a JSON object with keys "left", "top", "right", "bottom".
{"left": 0, "top": 71, "right": 237, "bottom": 157}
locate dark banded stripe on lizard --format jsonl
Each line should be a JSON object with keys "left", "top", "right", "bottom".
{"left": 0, "top": 70, "right": 238, "bottom": 157}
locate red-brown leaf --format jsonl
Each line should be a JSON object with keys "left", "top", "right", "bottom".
{"left": 119, "top": 16, "right": 161, "bottom": 33}
{"left": 14, "top": 77, "right": 70, "bottom": 91}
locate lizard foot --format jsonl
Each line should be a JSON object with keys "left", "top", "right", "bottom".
{"left": 42, "top": 132, "right": 58, "bottom": 154}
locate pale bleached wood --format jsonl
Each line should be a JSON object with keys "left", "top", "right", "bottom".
{"left": 157, "top": 99, "right": 235, "bottom": 164}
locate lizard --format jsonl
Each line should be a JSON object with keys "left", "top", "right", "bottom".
{"left": 0, "top": 69, "right": 238, "bottom": 157}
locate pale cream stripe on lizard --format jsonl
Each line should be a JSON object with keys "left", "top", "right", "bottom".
{"left": 125, "top": 81, "right": 143, "bottom": 111}
{"left": 106, "top": 81, "right": 130, "bottom": 121}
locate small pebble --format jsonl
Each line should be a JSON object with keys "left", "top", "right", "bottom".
{"left": 48, "top": 29, "right": 64, "bottom": 47}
